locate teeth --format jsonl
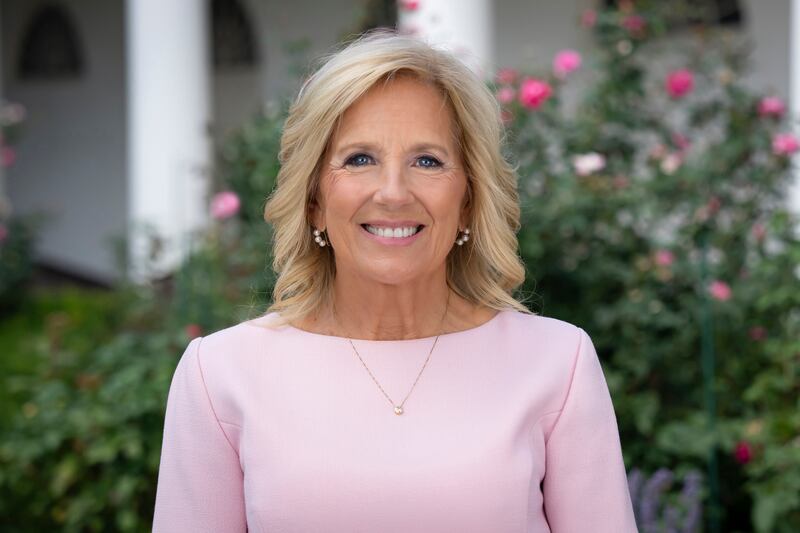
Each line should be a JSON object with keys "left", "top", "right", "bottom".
{"left": 365, "top": 225, "right": 420, "bottom": 238}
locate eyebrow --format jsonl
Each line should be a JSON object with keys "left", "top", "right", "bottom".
{"left": 334, "top": 142, "right": 451, "bottom": 158}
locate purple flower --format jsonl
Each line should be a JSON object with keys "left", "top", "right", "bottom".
{"left": 640, "top": 468, "right": 674, "bottom": 531}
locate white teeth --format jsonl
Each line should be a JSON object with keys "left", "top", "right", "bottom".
{"left": 365, "top": 225, "right": 420, "bottom": 238}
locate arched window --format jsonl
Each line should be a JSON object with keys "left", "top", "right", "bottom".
{"left": 212, "top": 0, "right": 258, "bottom": 69}
{"left": 17, "top": 4, "right": 84, "bottom": 79}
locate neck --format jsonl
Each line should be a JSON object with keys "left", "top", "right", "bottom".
{"left": 328, "top": 269, "right": 452, "bottom": 341}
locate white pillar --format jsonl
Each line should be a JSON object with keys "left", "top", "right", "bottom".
{"left": 397, "top": 0, "right": 493, "bottom": 79}
{"left": 790, "top": 0, "right": 800, "bottom": 219}
{"left": 125, "top": 0, "right": 211, "bottom": 282}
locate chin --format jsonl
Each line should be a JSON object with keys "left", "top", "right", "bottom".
{"left": 358, "top": 263, "right": 424, "bottom": 286}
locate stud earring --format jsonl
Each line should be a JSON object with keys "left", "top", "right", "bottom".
{"left": 313, "top": 227, "right": 328, "bottom": 247}
{"left": 455, "top": 227, "right": 471, "bottom": 246}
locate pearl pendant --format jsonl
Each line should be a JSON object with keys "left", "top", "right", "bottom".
{"left": 394, "top": 405, "right": 404, "bottom": 415}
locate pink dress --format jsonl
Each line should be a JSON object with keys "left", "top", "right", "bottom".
{"left": 152, "top": 309, "right": 638, "bottom": 532}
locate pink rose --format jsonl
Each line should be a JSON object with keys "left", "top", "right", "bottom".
{"left": 518, "top": 78, "right": 552, "bottom": 110}
{"left": 660, "top": 153, "right": 682, "bottom": 175}
{"left": 581, "top": 9, "right": 597, "bottom": 28}
{"left": 399, "top": 0, "right": 419, "bottom": 11}
{"left": 734, "top": 441, "right": 752, "bottom": 464}
{"left": 572, "top": 152, "right": 606, "bottom": 176}
{"left": 708, "top": 280, "right": 732, "bottom": 301}
{"left": 654, "top": 249, "right": 674, "bottom": 267}
{"left": 622, "top": 14, "right": 646, "bottom": 35}
{"left": 185, "top": 323, "right": 203, "bottom": 339}
{"left": 495, "top": 67, "right": 517, "bottom": 86}
{"left": 751, "top": 222, "right": 766, "bottom": 241}
{"left": 665, "top": 69, "right": 694, "bottom": 99}
{"left": 672, "top": 132, "right": 691, "bottom": 152}
{"left": 748, "top": 326, "right": 766, "bottom": 341}
{"left": 0, "top": 224, "right": 7, "bottom": 243}
{"left": 772, "top": 132, "right": 800, "bottom": 155}
{"left": 210, "top": 190, "right": 241, "bottom": 220}
{"left": 707, "top": 195, "right": 721, "bottom": 215}
{"left": 757, "top": 96, "right": 785, "bottom": 117}
{"left": 553, "top": 49, "right": 582, "bottom": 79}
{"left": 496, "top": 86, "right": 515, "bottom": 105}
{"left": 1, "top": 147, "right": 16, "bottom": 168}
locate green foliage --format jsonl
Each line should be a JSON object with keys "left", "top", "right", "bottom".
{"left": 1, "top": 2, "right": 799, "bottom": 531}
{"left": 498, "top": 3, "right": 800, "bottom": 531}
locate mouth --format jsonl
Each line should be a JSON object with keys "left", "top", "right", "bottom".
{"left": 359, "top": 223, "right": 426, "bottom": 244}
{"left": 360, "top": 223, "right": 426, "bottom": 236}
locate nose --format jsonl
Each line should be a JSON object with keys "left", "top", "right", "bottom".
{"left": 373, "top": 160, "right": 414, "bottom": 206}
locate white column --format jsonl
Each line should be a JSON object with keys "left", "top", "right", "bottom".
{"left": 125, "top": 0, "right": 211, "bottom": 282}
{"left": 397, "top": 0, "right": 493, "bottom": 79}
{"left": 790, "top": 0, "right": 800, "bottom": 219}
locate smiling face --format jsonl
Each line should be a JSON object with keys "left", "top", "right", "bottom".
{"left": 310, "top": 73, "right": 470, "bottom": 286}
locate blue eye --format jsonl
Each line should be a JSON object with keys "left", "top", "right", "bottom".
{"left": 417, "top": 155, "right": 442, "bottom": 168}
{"left": 345, "top": 153, "right": 374, "bottom": 167}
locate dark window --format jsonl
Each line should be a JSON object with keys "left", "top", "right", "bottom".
{"left": 604, "top": 0, "right": 744, "bottom": 27}
{"left": 17, "top": 4, "right": 84, "bottom": 79}
{"left": 212, "top": 0, "right": 258, "bottom": 69}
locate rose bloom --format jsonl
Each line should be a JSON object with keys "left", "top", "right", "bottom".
{"left": 210, "top": 190, "right": 241, "bottom": 220}
{"left": 751, "top": 222, "right": 766, "bottom": 241}
{"left": 708, "top": 280, "right": 732, "bottom": 301}
{"left": 748, "top": 326, "right": 766, "bottom": 341}
{"left": 665, "top": 69, "right": 694, "bottom": 99}
{"left": 672, "top": 132, "right": 691, "bottom": 151}
{"left": 581, "top": 9, "right": 597, "bottom": 28}
{"left": 495, "top": 67, "right": 517, "bottom": 86}
{"left": 654, "top": 249, "right": 674, "bottom": 267}
{"left": 553, "top": 49, "right": 582, "bottom": 79}
{"left": 496, "top": 86, "right": 515, "bottom": 105}
{"left": 622, "top": 14, "right": 646, "bottom": 35}
{"left": 660, "top": 153, "right": 682, "bottom": 175}
{"left": 758, "top": 96, "right": 785, "bottom": 117}
{"left": 518, "top": 78, "right": 552, "bottom": 110}
{"left": 772, "top": 132, "right": 800, "bottom": 155}
{"left": 185, "top": 323, "right": 203, "bottom": 339}
{"left": 734, "top": 441, "right": 752, "bottom": 464}
{"left": 399, "top": 0, "right": 419, "bottom": 11}
{"left": 572, "top": 152, "right": 606, "bottom": 176}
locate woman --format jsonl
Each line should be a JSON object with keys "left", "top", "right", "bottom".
{"left": 153, "top": 30, "right": 637, "bottom": 532}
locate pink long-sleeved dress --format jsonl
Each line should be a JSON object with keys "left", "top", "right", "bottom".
{"left": 152, "top": 309, "right": 638, "bottom": 532}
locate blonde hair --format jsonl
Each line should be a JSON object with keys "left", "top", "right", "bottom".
{"left": 261, "top": 29, "right": 532, "bottom": 327}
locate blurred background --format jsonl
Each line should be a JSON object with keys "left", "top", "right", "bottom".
{"left": 0, "top": 0, "right": 798, "bottom": 531}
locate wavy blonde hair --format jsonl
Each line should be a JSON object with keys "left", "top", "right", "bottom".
{"left": 261, "top": 29, "right": 532, "bottom": 327}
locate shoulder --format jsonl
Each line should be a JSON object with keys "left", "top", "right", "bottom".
{"left": 497, "top": 309, "right": 586, "bottom": 352}
{"left": 495, "top": 310, "right": 592, "bottom": 392}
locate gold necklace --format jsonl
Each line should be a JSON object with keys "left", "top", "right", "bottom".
{"left": 333, "top": 290, "right": 451, "bottom": 416}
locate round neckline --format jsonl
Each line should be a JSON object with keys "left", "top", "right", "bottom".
{"left": 274, "top": 308, "right": 509, "bottom": 344}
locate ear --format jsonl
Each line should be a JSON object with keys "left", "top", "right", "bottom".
{"left": 309, "top": 197, "right": 325, "bottom": 231}
{"left": 459, "top": 178, "right": 473, "bottom": 229}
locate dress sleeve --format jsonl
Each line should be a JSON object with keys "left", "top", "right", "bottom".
{"left": 542, "top": 328, "right": 639, "bottom": 533}
{"left": 152, "top": 337, "right": 247, "bottom": 532}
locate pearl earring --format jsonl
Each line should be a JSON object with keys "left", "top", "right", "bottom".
{"left": 455, "top": 227, "right": 471, "bottom": 246}
{"left": 313, "top": 228, "right": 327, "bottom": 247}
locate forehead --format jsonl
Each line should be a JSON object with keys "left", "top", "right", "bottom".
{"left": 330, "top": 74, "right": 458, "bottom": 145}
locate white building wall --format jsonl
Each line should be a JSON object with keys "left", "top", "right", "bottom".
{"left": 2, "top": 0, "right": 127, "bottom": 283}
